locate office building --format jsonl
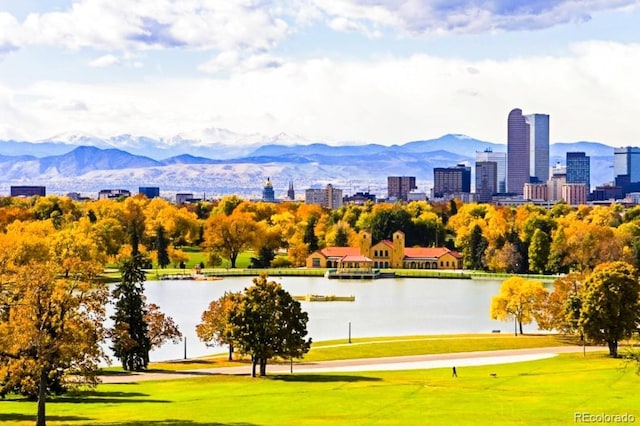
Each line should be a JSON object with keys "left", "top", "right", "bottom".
{"left": 523, "top": 183, "right": 548, "bottom": 201}
{"left": 548, "top": 164, "right": 567, "bottom": 202}
{"left": 305, "top": 184, "right": 343, "bottom": 209}
{"left": 262, "top": 178, "right": 276, "bottom": 202}
{"left": 562, "top": 183, "right": 588, "bottom": 205}
{"left": 476, "top": 149, "right": 506, "bottom": 193}
{"left": 139, "top": 186, "right": 160, "bottom": 199}
{"left": 10, "top": 186, "right": 46, "bottom": 197}
{"left": 566, "top": 152, "right": 590, "bottom": 193}
{"left": 525, "top": 114, "right": 550, "bottom": 182}
{"left": 614, "top": 147, "right": 640, "bottom": 183}
{"left": 433, "top": 164, "right": 471, "bottom": 198}
{"left": 475, "top": 161, "right": 497, "bottom": 203}
{"left": 387, "top": 176, "right": 417, "bottom": 201}
{"left": 507, "top": 108, "right": 530, "bottom": 195}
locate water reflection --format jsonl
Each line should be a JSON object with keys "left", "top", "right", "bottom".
{"left": 134, "top": 276, "right": 528, "bottom": 362}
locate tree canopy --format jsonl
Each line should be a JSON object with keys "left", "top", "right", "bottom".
{"left": 490, "top": 277, "right": 548, "bottom": 335}
{"left": 226, "top": 275, "right": 311, "bottom": 377}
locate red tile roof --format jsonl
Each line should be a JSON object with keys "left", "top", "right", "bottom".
{"left": 318, "top": 247, "right": 361, "bottom": 258}
{"left": 404, "top": 247, "right": 462, "bottom": 259}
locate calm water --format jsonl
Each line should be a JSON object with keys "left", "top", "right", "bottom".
{"left": 125, "top": 276, "right": 534, "bottom": 362}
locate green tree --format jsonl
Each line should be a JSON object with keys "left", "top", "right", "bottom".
{"left": 196, "top": 292, "right": 241, "bottom": 361}
{"left": 155, "top": 224, "right": 170, "bottom": 269}
{"left": 227, "top": 275, "right": 311, "bottom": 377}
{"left": 303, "top": 215, "right": 319, "bottom": 252}
{"left": 110, "top": 255, "right": 151, "bottom": 371}
{"left": 334, "top": 225, "right": 349, "bottom": 247}
{"left": 528, "top": 228, "right": 550, "bottom": 274}
{"left": 579, "top": 261, "right": 640, "bottom": 357}
{"left": 490, "top": 277, "right": 548, "bottom": 335}
{"left": 466, "top": 224, "right": 488, "bottom": 270}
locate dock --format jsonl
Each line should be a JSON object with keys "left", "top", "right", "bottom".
{"left": 293, "top": 294, "right": 355, "bottom": 302}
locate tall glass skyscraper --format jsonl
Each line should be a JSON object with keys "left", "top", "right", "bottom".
{"left": 566, "top": 152, "right": 590, "bottom": 193}
{"left": 525, "top": 113, "right": 550, "bottom": 182}
{"left": 614, "top": 147, "right": 640, "bottom": 183}
{"left": 507, "top": 108, "right": 530, "bottom": 195}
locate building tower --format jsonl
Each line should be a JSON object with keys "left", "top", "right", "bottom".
{"left": 433, "top": 164, "right": 471, "bottom": 198}
{"left": 525, "top": 113, "right": 550, "bottom": 182}
{"left": 262, "top": 177, "right": 275, "bottom": 202}
{"left": 566, "top": 152, "right": 590, "bottom": 193}
{"left": 387, "top": 176, "right": 417, "bottom": 201}
{"left": 287, "top": 180, "right": 295, "bottom": 201}
{"left": 507, "top": 108, "right": 530, "bottom": 195}
{"left": 475, "top": 161, "right": 497, "bottom": 203}
{"left": 614, "top": 147, "right": 640, "bottom": 183}
{"left": 476, "top": 149, "right": 506, "bottom": 193}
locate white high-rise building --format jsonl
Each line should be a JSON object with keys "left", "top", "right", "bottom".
{"left": 476, "top": 149, "right": 507, "bottom": 193}
{"left": 525, "top": 114, "right": 550, "bottom": 182}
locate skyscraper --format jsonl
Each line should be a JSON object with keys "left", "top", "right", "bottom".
{"left": 475, "top": 161, "right": 497, "bottom": 203}
{"left": 566, "top": 152, "right": 590, "bottom": 193}
{"left": 507, "top": 108, "right": 530, "bottom": 195}
{"left": 387, "top": 176, "right": 417, "bottom": 201}
{"left": 614, "top": 147, "right": 640, "bottom": 183}
{"left": 476, "top": 149, "right": 506, "bottom": 193}
{"left": 433, "top": 164, "right": 471, "bottom": 198}
{"left": 525, "top": 113, "right": 550, "bottom": 182}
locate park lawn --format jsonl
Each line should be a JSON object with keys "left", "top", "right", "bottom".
{"left": 1, "top": 352, "right": 638, "bottom": 425}
{"left": 140, "top": 334, "right": 582, "bottom": 371}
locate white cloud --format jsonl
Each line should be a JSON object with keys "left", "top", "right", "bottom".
{"left": 2, "top": 40, "right": 640, "bottom": 147}
{"left": 313, "top": 0, "right": 640, "bottom": 35}
{"left": 88, "top": 54, "right": 121, "bottom": 68}
{"left": 7, "top": 0, "right": 292, "bottom": 54}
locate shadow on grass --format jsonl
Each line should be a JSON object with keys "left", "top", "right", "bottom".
{"left": 9, "top": 390, "right": 172, "bottom": 405}
{"left": 269, "top": 374, "right": 382, "bottom": 383}
{"left": 95, "top": 421, "right": 258, "bottom": 426}
{"left": 0, "top": 414, "right": 92, "bottom": 422}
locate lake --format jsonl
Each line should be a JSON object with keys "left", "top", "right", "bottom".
{"left": 130, "top": 275, "right": 537, "bottom": 362}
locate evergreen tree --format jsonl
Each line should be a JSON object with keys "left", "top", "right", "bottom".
{"left": 528, "top": 229, "right": 550, "bottom": 274}
{"left": 110, "top": 255, "right": 151, "bottom": 371}
{"left": 303, "top": 215, "right": 319, "bottom": 252}
{"left": 466, "top": 224, "right": 488, "bottom": 270}
{"left": 334, "top": 226, "right": 349, "bottom": 247}
{"left": 155, "top": 225, "right": 170, "bottom": 269}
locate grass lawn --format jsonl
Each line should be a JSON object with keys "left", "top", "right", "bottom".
{"left": 143, "top": 333, "right": 583, "bottom": 371}
{"left": 1, "top": 352, "right": 638, "bottom": 425}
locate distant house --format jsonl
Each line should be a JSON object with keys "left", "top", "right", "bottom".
{"left": 306, "top": 231, "right": 462, "bottom": 270}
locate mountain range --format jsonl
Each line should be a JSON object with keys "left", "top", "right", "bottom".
{"left": 0, "top": 132, "right": 616, "bottom": 198}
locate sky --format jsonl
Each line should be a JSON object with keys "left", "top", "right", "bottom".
{"left": 1, "top": 0, "right": 640, "bottom": 147}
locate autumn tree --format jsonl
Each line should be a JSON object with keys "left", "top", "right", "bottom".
{"left": 227, "top": 275, "right": 311, "bottom": 377}
{"left": 196, "top": 292, "right": 241, "bottom": 361}
{"left": 145, "top": 303, "right": 182, "bottom": 350}
{"left": 0, "top": 233, "right": 107, "bottom": 426}
{"left": 204, "top": 211, "right": 259, "bottom": 268}
{"left": 490, "top": 277, "right": 548, "bottom": 335}
{"left": 535, "top": 273, "right": 584, "bottom": 333}
{"left": 110, "top": 255, "right": 151, "bottom": 371}
{"left": 579, "top": 261, "right": 640, "bottom": 357}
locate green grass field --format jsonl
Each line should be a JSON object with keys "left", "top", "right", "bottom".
{"left": 1, "top": 352, "right": 638, "bottom": 425}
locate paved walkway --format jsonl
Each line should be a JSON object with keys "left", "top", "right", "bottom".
{"left": 100, "top": 345, "right": 603, "bottom": 383}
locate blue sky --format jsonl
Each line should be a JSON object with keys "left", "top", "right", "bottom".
{"left": 1, "top": 0, "right": 639, "bottom": 146}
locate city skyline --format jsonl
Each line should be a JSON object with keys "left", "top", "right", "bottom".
{"left": 1, "top": 1, "right": 640, "bottom": 147}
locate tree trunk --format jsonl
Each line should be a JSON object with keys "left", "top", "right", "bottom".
{"left": 230, "top": 254, "right": 238, "bottom": 269}
{"left": 519, "top": 321, "right": 524, "bottom": 336}
{"left": 37, "top": 367, "right": 47, "bottom": 426}
{"left": 608, "top": 340, "right": 618, "bottom": 358}
{"left": 228, "top": 344, "right": 234, "bottom": 362}
{"left": 259, "top": 358, "right": 267, "bottom": 377}
{"left": 251, "top": 356, "right": 257, "bottom": 378}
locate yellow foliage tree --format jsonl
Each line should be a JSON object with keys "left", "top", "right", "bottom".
{"left": 490, "top": 277, "right": 548, "bottom": 335}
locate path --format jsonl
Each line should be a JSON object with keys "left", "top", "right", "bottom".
{"left": 100, "top": 345, "right": 603, "bottom": 383}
